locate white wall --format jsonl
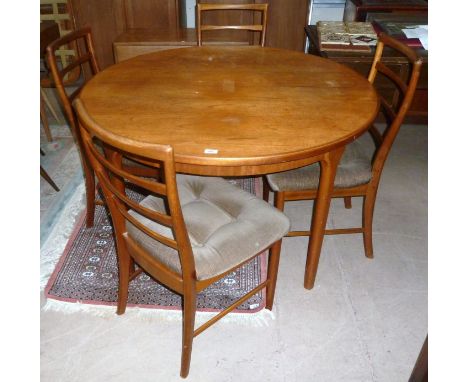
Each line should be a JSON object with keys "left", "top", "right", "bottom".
{"left": 310, "top": 3, "right": 345, "bottom": 25}
{"left": 185, "top": 0, "right": 196, "bottom": 28}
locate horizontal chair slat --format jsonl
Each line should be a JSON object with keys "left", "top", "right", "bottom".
{"left": 59, "top": 53, "right": 92, "bottom": 78}
{"left": 201, "top": 25, "right": 263, "bottom": 32}
{"left": 199, "top": 4, "right": 268, "bottom": 11}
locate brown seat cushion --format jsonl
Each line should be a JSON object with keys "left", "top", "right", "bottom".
{"left": 266, "top": 140, "right": 372, "bottom": 192}
{"left": 126, "top": 175, "right": 290, "bottom": 280}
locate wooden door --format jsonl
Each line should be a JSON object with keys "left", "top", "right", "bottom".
{"left": 261, "top": 0, "right": 309, "bottom": 51}
{"left": 124, "top": 0, "right": 180, "bottom": 29}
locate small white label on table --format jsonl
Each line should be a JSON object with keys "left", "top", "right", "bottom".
{"left": 204, "top": 148, "right": 218, "bottom": 154}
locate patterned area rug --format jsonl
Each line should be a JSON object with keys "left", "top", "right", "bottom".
{"left": 45, "top": 178, "right": 266, "bottom": 313}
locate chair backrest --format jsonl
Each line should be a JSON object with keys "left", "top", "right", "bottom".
{"left": 366, "top": 33, "right": 423, "bottom": 185}
{"left": 196, "top": 3, "right": 269, "bottom": 46}
{"left": 46, "top": 27, "right": 100, "bottom": 134}
{"left": 73, "top": 98, "right": 196, "bottom": 285}
{"left": 40, "top": 0, "right": 80, "bottom": 84}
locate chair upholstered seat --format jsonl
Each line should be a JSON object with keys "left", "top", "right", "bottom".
{"left": 127, "top": 175, "right": 290, "bottom": 280}
{"left": 266, "top": 140, "right": 372, "bottom": 192}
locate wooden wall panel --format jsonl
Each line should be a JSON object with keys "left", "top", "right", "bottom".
{"left": 69, "top": 0, "right": 310, "bottom": 67}
{"left": 71, "top": 0, "right": 126, "bottom": 69}
{"left": 71, "top": 0, "right": 181, "bottom": 68}
{"left": 261, "top": 0, "right": 309, "bottom": 51}
{"left": 124, "top": 0, "right": 180, "bottom": 29}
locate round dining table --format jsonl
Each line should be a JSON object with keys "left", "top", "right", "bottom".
{"left": 78, "top": 46, "right": 380, "bottom": 289}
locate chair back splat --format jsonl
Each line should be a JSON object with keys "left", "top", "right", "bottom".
{"left": 196, "top": 2, "right": 269, "bottom": 46}
{"left": 73, "top": 98, "right": 290, "bottom": 378}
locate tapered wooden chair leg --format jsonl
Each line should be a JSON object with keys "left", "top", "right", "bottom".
{"left": 41, "top": 87, "right": 61, "bottom": 124}
{"left": 273, "top": 191, "right": 286, "bottom": 212}
{"left": 266, "top": 240, "right": 282, "bottom": 310}
{"left": 180, "top": 292, "right": 197, "bottom": 378}
{"left": 344, "top": 196, "right": 352, "bottom": 209}
{"left": 40, "top": 166, "right": 60, "bottom": 191}
{"left": 362, "top": 194, "right": 376, "bottom": 259}
{"left": 116, "top": 244, "right": 131, "bottom": 315}
{"left": 40, "top": 92, "right": 53, "bottom": 142}
{"left": 83, "top": 160, "right": 96, "bottom": 228}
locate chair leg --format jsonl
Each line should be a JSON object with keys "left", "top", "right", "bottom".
{"left": 266, "top": 239, "right": 282, "bottom": 310}
{"left": 40, "top": 166, "right": 60, "bottom": 191}
{"left": 273, "top": 190, "right": 285, "bottom": 212}
{"left": 180, "top": 290, "right": 197, "bottom": 378}
{"left": 41, "top": 87, "right": 61, "bottom": 124}
{"left": 262, "top": 176, "right": 270, "bottom": 203}
{"left": 116, "top": 244, "right": 131, "bottom": 315}
{"left": 40, "top": 92, "right": 53, "bottom": 142}
{"left": 344, "top": 196, "right": 352, "bottom": 209}
{"left": 363, "top": 193, "right": 376, "bottom": 259}
{"left": 83, "top": 159, "right": 96, "bottom": 228}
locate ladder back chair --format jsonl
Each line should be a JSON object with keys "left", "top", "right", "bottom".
{"left": 263, "top": 33, "right": 423, "bottom": 287}
{"left": 46, "top": 27, "right": 101, "bottom": 227}
{"left": 46, "top": 27, "right": 158, "bottom": 228}
{"left": 73, "top": 98, "right": 290, "bottom": 378}
{"left": 196, "top": 2, "right": 269, "bottom": 46}
{"left": 40, "top": 2, "right": 74, "bottom": 140}
{"left": 40, "top": 0, "right": 80, "bottom": 86}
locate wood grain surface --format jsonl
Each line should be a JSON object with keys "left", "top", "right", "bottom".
{"left": 79, "top": 46, "right": 379, "bottom": 175}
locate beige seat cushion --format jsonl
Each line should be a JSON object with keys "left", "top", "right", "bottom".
{"left": 126, "top": 175, "right": 290, "bottom": 280}
{"left": 266, "top": 140, "right": 372, "bottom": 192}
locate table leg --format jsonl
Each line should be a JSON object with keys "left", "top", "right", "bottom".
{"left": 304, "top": 146, "right": 345, "bottom": 289}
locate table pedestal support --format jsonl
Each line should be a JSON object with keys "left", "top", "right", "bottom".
{"left": 304, "top": 146, "right": 345, "bottom": 289}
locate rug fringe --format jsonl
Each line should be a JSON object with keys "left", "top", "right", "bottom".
{"left": 42, "top": 298, "right": 276, "bottom": 327}
{"left": 41, "top": 178, "right": 274, "bottom": 327}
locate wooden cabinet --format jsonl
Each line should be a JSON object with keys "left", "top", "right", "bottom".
{"left": 113, "top": 28, "right": 249, "bottom": 63}
{"left": 70, "top": 0, "right": 181, "bottom": 68}
{"left": 71, "top": 0, "right": 312, "bottom": 67}
{"left": 305, "top": 25, "right": 428, "bottom": 123}
{"left": 343, "top": 0, "right": 428, "bottom": 22}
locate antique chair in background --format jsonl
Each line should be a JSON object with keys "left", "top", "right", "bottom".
{"left": 263, "top": 33, "right": 423, "bottom": 287}
{"left": 40, "top": 0, "right": 79, "bottom": 140}
{"left": 74, "top": 98, "right": 290, "bottom": 378}
{"left": 46, "top": 27, "right": 159, "bottom": 228}
{"left": 196, "top": 2, "right": 269, "bottom": 46}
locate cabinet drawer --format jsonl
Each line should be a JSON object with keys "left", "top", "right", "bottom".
{"left": 114, "top": 44, "right": 190, "bottom": 63}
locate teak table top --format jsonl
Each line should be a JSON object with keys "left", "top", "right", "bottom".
{"left": 79, "top": 46, "right": 379, "bottom": 176}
